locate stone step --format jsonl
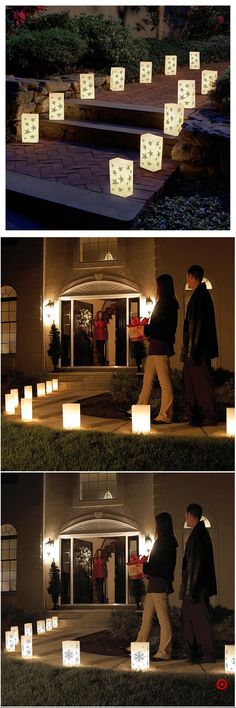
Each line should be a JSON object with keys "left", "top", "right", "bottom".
{"left": 64, "top": 98, "right": 165, "bottom": 130}
{"left": 40, "top": 116, "right": 175, "bottom": 155}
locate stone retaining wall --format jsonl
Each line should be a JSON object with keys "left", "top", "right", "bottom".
{"left": 171, "top": 106, "right": 230, "bottom": 178}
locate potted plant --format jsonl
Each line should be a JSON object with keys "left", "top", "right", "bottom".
{"left": 48, "top": 324, "right": 61, "bottom": 372}
{"left": 47, "top": 561, "right": 61, "bottom": 610}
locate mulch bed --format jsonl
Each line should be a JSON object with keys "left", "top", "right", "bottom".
{"left": 78, "top": 630, "right": 127, "bottom": 656}
{"left": 79, "top": 393, "right": 129, "bottom": 420}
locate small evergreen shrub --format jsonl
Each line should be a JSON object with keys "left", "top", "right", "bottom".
{"left": 183, "top": 6, "right": 230, "bottom": 38}
{"left": 110, "top": 608, "right": 141, "bottom": 641}
{"left": 147, "top": 35, "right": 230, "bottom": 71}
{"left": 6, "top": 28, "right": 88, "bottom": 77}
{"left": 209, "top": 67, "right": 230, "bottom": 114}
{"left": 111, "top": 370, "right": 142, "bottom": 409}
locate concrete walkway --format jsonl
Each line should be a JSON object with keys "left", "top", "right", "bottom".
{"left": 5, "top": 626, "right": 224, "bottom": 676}
{"left": 4, "top": 389, "right": 225, "bottom": 439}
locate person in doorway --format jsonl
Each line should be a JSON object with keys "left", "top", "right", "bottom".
{"left": 181, "top": 503, "right": 217, "bottom": 663}
{"left": 93, "top": 311, "right": 108, "bottom": 365}
{"left": 126, "top": 512, "right": 178, "bottom": 662}
{"left": 93, "top": 549, "right": 107, "bottom": 603}
{"left": 130, "top": 274, "right": 179, "bottom": 424}
{"left": 181, "top": 265, "right": 219, "bottom": 426}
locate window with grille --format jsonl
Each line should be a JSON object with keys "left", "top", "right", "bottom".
{"left": 79, "top": 238, "right": 117, "bottom": 263}
{"left": 1, "top": 524, "right": 17, "bottom": 592}
{"left": 1, "top": 286, "right": 17, "bottom": 354}
{"left": 80, "top": 473, "right": 117, "bottom": 500}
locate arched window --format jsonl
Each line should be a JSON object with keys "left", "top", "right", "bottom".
{"left": 183, "top": 516, "right": 211, "bottom": 549}
{"left": 1, "top": 286, "right": 17, "bottom": 354}
{"left": 1, "top": 524, "right": 17, "bottom": 591}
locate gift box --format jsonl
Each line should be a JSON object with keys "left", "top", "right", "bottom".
{"left": 127, "top": 317, "right": 149, "bottom": 342}
{"left": 127, "top": 555, "right": 148, "bottom": 579}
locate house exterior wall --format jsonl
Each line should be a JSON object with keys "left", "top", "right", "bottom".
{"left": 44, "top": 6, "right": 156, "bottom": 37}
{"left": 153, "top": 473, "right": 234, "bottom": 610}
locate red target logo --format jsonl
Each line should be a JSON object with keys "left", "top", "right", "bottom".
{"left": 216, "top": 678, "right": 228, "bottom": 691}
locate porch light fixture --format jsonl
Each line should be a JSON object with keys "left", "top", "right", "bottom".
{"left": 225, "top": 645, "right": 235, "bottom": 673}
{"left": 45, "top": 538, "right": 54, "bottom": 557}
{"left": 226, "top": 408, "right": 235, "bottom": 437}
{"left": 45, "top": 300, "right": 55, "bottom": 324}
{"left": 52, "top": 379, "right": 59, "bottom": 391}
{"left": 140, "top": 134, "right": 163, "bottom": 172}
{"left": 5, "top": 393, "right": 15, "bottom": 415}
{"left": 145, "top": 535, "right": 153, "bottom": 554}
{"left": 5, "top": 631, "right": 16, "bottom": 652}
{"left": 110, "top": 67, "right": 125, "bottom": 91}
{"left": 146, "top": 297, "right": 154, "bottom": 317}
{"left": 37, "top": 620, "right": 46, "bottom": 634}
{"left": 37, "top": 382, "right": 46, "bottom": 397}
{"left": 49, "top": 92, "right": 64, "bottom": 120}
{"left": 132, "top": 405, "right": 150, "bottom": 434}
{"left": 10, "top": 389, "right": 19, "bottom": 408}
{"left": 52, "top": 616, "right": 59, "bottom": 628}
{"left": 131, "top": 642, "right": 150, "bottom": 670}
{"left": 165, "top": 55, "right": 177, "bottom": 75}
{"left": 62, "top": 640, "right": 80, "bottom": 667}
{"left": 201, "top": 70, "right": 218, "bottom": 95}
{"left": 10, "top": 626, "right": 19, "bottom": 645}
{"left": 62, "top": 403, "right": 81, "bottom": 430}
{"left": 80, "top": 73, "right": 95, "bottom": 99}
{"left": 104, "top": 490, "right": 113, "bottom": 499}
{"left": 21, "top": 636, "right": 33, "bottom": 658}
{"left": 21, "top": 398, "right": 32, "bottom": 421}
{"left": 46, "top": 380, "right": 53, "bottom": 394}
{"left": 24, "top": 623, "right": 33, "bottom": 636}
{"left": 104, "top": 251, "right": 114, "bottom": 260}
{"left": 24, "top": 385, "right": 32, "bottom": 399}
{"left": 164, "top": 103, "right": 184, "bottom": 137}
{"left": 109, "top": 157, "right": 133, "bottom": 198}
{"left": 21, "top": 113, "right": 39, "bottom": 143}
{"left": 46, "top": 618, "right": 53, "bottom": 631}
{"left": 140, "top": 61, "right": 152, "bottom": 83}
{"left": 189, "top": 51, "right": 200, "bottom": 70}
{"left": 178, "top": 80, "right": 196, "bottom": 108}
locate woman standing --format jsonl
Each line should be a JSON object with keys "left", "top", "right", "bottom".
{"left": 93, "top": 311, "right": 108, "bottom": 365}
{"left": 127, "top": 512, "right": 178, "bottom": 662}
{"left": 93, "top": 549, "right": 107, "bottom": 603}
{"left": 136, "top": 274, "right": 179, "bottom": 424}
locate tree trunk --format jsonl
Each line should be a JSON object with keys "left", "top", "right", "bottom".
{"left": 158, "top": 6, "right": 165, "bottom": 39}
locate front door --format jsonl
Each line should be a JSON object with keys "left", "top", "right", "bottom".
{"left": 74, "top": 300, "right": 93, "bottom": 366}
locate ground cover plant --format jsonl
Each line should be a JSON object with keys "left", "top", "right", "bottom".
{"left": 1, "top": 655, "right": 234, "bottom": 706}
{"left": 1, "top": 419, "right": 234, "bottom": 471}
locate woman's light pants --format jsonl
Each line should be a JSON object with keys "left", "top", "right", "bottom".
{"left": 136, "top": 592, "right": 172, "bottom": 660}
{"left": 137, "top": 355, "right": 173, "bottom": 422}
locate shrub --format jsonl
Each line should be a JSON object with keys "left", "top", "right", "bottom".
{"left": 147, "top": 35, "right": 230, "bottom": 71}
{"left": 6, "top": 28, "right": 88, "bottom": 77}
{"left": 1, "top": 370, "right": 48, "bottom": 409}
{"left": 110, "top": 607, "right": 141, "bottom": 641}
{"left": 209, "top": 66, "right": 230, "bottom": 114}
{"left": 111, "top": 369, "right": 142, "bottom": 408}
{"left": 183, "top": 6, "right": 230, "bottom": 38}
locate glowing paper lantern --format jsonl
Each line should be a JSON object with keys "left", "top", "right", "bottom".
{"left": 80, "top": 74, "right": 95, "bottom": 99}
{"left": 164, "top": 103, "right": 184, "bottom": 137}
{"left": 10, "top": 389, "right": 19, "bottom": 408}
{"left": 46, "top": 618, "right": 53, "bottom": 631}
{"left": 46, "top": 380, "right": 53, "bottom": 394}
{"left": 63, "top": 403, "right": 81, "bottom": 430}
{"left": 109, "top": 157, "right": 133, "bottom": 198}
{"left": 189, "top": 51, "right": 200, "bottom": 70}
{"left": 21, "top": 398, "right": 32, "bottom": 422}
{"left": 49, "top": 92, "right": 64, "bottom": 120}
{"left": 178, "top": 80, "right": 196, "bottom": 108}
{"left": 140, "top": 62, "right": 152, "bottom": 83}
{"left": 21, "top": 114, "right": 39, "bottom": 143}
{"left": 24, "top": 385, "right": 32, "bottom": 399}
{"left": 21, "top": 636, "right": 33, "bottom": 658}
{"left": 24, "top": 623, "right": 33, "bottom": 636}
{"left": 131, "top": 642, "right": 149, "bottom": 670}
{"left": 52, "top": 379, "right": 59, "bottom": 391}
{"left": 110, "top": 67, "right": 125, "bottom": 92}
{"left": 37, "top": 383, "right": 45, "bottom": 397}
{"left": 225, "top": 645, "right": 235, "bottom": 673}
{"left": 165, "top": 55, "right": 177, "bottom": 75}
{"left": 52, "top": 616, "right": 59, "bottom": 628}
{"left": 226, "top": 408, "right": 235, "bottom": 436}
{"left": 140, "top": 134, "right": 163, "bottom": 172}
{"left": 201, "top": 70, "right": 218, "bottom": 95}
{"left": 5, "top": 393, "right": 15, "bottom": 415}
{"left": 5, "top": 631, "right": 16, "bottom": 652}
{"left": 11, "top": 626, "right": 19, "bottom": 645}
{"left": 62, "top": 640, "right": 80, "bottom": 667}
{"left": 37, "top": 620, "right": 46, "bottom": 634}
{"left": 132, "top": 405, "right": 150, "bottom": 434}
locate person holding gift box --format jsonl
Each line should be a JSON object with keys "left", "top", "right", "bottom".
{"left": 126, "top": 512, "right": 178, "bottom": 662}
{"left": 130, "top": 274, "right": 179, "bottom": 424}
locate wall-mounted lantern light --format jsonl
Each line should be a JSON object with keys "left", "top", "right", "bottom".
{"left": 44, "top": 300, "right": 55, "bottom": 325}
{"left": 145, "top": 535, "right": 153, "bottom": 554}
{"left": 146, "top": 297, "right": 154, "bottom": 317}
{"left": 45, "top": 538, "right": 54, "bottom": 559}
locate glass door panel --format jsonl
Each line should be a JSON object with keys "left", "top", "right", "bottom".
{"left": 73, "top": 539, "right": 93, "bottom": 603}
{"left": 61, "top": 539, "right": 70, "bottom": 604}
{"left": 74, "top": 301, "right": 93, "bottom": 366}
{"left": 61, "top": 301, "right": 71, "bottom": 367}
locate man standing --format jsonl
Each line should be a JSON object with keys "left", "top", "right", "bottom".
{"left": 181, "top": 503, "right": 217, "bottom": 663}
{"left": 182, "top": 264, "right": 219, "bottom": 425}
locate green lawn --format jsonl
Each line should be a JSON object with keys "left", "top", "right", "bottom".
{"left": 1, "top": 419, "right": 234, "bottom": 471}
{"left": 1, "top": 656, "right": 234, "bottom": 707}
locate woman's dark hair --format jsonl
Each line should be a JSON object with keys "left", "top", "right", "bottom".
{"left": 155, "top": 512, "right": 176, "bottom": 539}
{"left": 156, "top": 274, "right": 179, "bottom": 306}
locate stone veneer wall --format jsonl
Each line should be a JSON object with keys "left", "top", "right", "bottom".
{"left": 6, "top": 74, "right": 109, "bottom": 139}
